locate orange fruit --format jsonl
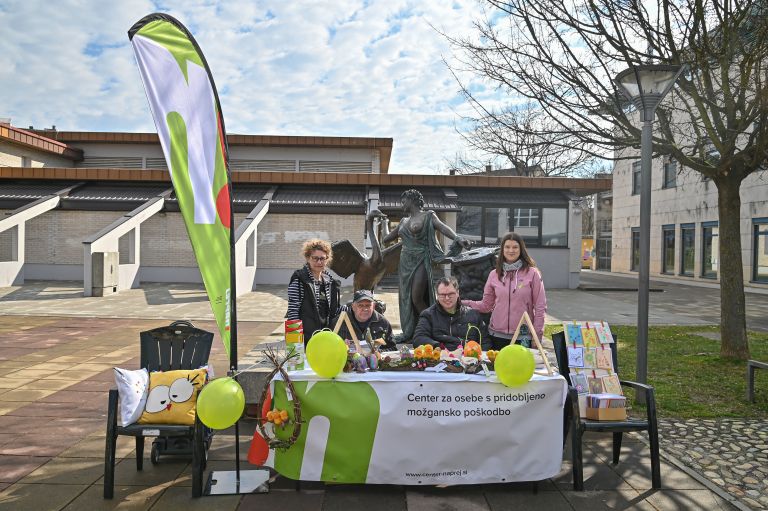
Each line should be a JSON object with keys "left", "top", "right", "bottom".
{"left": 280, "top": 410, "right": 289, "bottom": 421}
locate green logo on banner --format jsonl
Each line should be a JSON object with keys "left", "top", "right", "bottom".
{"left": 273, "top": 381, "right": 380, "bottom": 483}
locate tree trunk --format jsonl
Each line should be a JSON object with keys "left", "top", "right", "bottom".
{"left": 716, "top": 176, "right": 750, "bottom": 359}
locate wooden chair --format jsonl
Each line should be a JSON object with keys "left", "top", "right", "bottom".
{"left": 552, "top": 331, "right": 661, "bottom": 490}
{"left": 104, "top": 320, "right": 213, "bottom": 499}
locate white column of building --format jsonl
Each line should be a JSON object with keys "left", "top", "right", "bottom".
{"left": 233, "top": 188, "right": 273, "bottom": 296}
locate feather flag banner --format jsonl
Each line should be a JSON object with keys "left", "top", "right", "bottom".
{"left": 129, "top": 14, "right": 234, "bottom": 356}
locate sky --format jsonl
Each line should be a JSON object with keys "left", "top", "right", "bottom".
{"left": 0, "top": 0, "right": 501, "bottom": 173}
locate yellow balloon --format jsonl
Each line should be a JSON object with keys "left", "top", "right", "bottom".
{"left": 306, "top": 330, "right": 347, "bottom": 378}
{"left": 197, "top": 377, "right": 245, "bottom": 430}
{"left": 494, "top": 344, "right": 535, "bottom": 387}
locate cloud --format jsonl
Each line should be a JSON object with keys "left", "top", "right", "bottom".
{"left": 0, "top": 0, "right": 497, "bottom": 173}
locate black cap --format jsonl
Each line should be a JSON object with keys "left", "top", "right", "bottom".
{"left": 352, "top": 289, "right": 375, "bottom": 303}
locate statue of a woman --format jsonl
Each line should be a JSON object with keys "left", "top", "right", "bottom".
{"left": 382, "top": 189, "right": 470, "bottom": 341}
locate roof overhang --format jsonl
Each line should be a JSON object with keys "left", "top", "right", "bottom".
{"left": 32, "top": 130, "right": 393, "bottom": 173}
{"left": 0, "top": 125, "right": 83, "bottom": 161}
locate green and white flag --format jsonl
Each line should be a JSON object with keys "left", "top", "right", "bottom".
{"left": 129, "top": 14, "right": 234, "bottom": 356}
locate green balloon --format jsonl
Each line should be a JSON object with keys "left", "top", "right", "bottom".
{"left": 494, "top": 344, "right": 535, "bottom": 387}
{"left": 306, "top": 330, "right": 348, "bottom": 378}
{"left": 197, "top": 377, "right": 245, "bottom": 430}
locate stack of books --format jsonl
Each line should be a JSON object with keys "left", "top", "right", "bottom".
{"left": 585, "top": 393, "right": 627, "bottom": 421}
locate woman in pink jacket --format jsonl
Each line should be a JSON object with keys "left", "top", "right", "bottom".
{"left": 464, "top": 232, "right": 547, "bottom": 350}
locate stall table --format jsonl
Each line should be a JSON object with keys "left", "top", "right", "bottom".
{"left": 261, "top": 370, "right": 567, "bottom": 485}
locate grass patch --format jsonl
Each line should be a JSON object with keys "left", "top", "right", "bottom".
{"left": 544, "top": 324, "right": 768, "bottom": 419}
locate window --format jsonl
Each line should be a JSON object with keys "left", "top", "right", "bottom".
{"left": 513, "top": 208, "right": 539, "bottom": 246}
{"left": 662, "top": 225, "right": 675, "bottom": 274}
{"left": 702, "top": 222, "right": 719, "bottom": 279}
{"left": 457, "top": 206, "right": 482, "bottom": 244}
{"left": 663, "top": 160, "right": 677, "bottom": 189}
{"left": 754, "top": 219, "right": 768, "bottom": 283}
{"left": 483, "top": 208, "right": 510, "bottom": 245}
{"left": 680, "top": 224, "right": 695, "bottom": 276}
{"left": 456, "top": 205, "right": 567, "bottom": 247}
{"left": 631, "top": 161, "right": 641, "bottom": 195}
{"left": 631, "top": 228, "right": 640, "bottom": 271}
{"left": 541, "top": 208, "right": 568, "bottom": 247}
{"left": 514, "top": 208, "right": 539, "bottom": 228}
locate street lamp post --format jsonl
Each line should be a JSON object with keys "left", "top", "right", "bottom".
{"left": 615, "top": 64, "right": 685, "bottom": 386}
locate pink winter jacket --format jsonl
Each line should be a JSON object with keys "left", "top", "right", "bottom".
{"left": 464, "top": 266, "right": 547, "bottom": 340}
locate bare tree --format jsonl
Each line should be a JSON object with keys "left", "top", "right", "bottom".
{"left": 450, "top": 100, "right": 601, "bottom": 176}
{"left": 447, "top": 0, "right": 768, "bottom": 359}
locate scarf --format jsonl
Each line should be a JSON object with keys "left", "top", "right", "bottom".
{"left": 503, "top": 259, "right": 524, "bottom": 273}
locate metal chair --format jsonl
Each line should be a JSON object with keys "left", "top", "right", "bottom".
{"left": 552, "top": 331, "right": 661, "bottom": 490}
{"left": 104, "top": 320, "right": 213, "bottom": 499}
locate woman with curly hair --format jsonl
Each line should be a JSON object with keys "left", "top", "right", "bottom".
{"left": 286, "top": 239, "right": 343, "bottom": 344}
{"left": 382, "top": 189, "right": 470, "bottom": 341}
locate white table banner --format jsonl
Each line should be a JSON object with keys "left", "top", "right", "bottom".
{"left": 263, "top": 372, "right": 567, "bottom": 485}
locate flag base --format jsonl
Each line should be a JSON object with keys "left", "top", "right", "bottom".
{"left": 204, "top": 469, "right": 270, "bottom": 495}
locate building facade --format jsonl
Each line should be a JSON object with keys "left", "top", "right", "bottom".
{"left": 0, "top": 122, "right": 610, "bottom": 294}
{"left": 609, "top": 152, "right": 768, "bottom": 289}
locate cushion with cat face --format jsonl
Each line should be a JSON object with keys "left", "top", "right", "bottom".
{"left": 138, "top": 368, "right": 207, "bottom": 425}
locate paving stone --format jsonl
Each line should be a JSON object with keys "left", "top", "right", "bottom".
{"left": 484, "top": 487, "right": 571, "bottom": 511}
{"left": 61, "top": 484, "right": 164, "bottom": 511}
{"left": 105, "top": 456, "right": 188, "bottom": 487}
{"left": 240, "top": 489, "right": 324, "bottom": 511}
{"left": 19, "top": 457, "right": 104, "bottom": 485}
{"left": 561, "top": 489, "right": 655, "bottom": 510}
{"left": 324, "top": 484, "right": 406, "bottom": 511}
{"left": 552, "top": 463, "right": 632, "bottom": 491}
{"left": 0, "top": 482, "right": 87, "bottom": 511}
{"left": 151, "top": 485, "right": 240, "bottom": 511}
{"left": 0, "top": 432, "right": 81, "bottom": 457}
{"left": 406, "top": 487, "right": 488, "bottom": 511}
{"left": 58, "top": 434, "right": 135, "bottom": 459}
{"left": 0, "top": 455, "right": 51, "bottom": 483}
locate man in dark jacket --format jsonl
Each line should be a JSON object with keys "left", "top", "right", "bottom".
{"left": 412, "top": 277, "right": 488, "bottom": 350}
{"left": 334, "top": 290, "right": 396, "bottom": 350}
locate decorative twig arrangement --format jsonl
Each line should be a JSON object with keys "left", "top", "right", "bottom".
{"left": 255, "top": 347, "right": 302, "bottom": 451}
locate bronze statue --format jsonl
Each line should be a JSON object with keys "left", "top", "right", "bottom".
{"left": 329, "top": 209, "right": 401, "bottom": 292}
{"left": 381, "top": 189, "right": 470, "bottom": 341}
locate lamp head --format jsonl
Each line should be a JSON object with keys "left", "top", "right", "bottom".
{"left": 615, "top": 64, "right": 686, "bottom": 120}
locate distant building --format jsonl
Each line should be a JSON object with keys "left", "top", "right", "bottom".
{"left": 608, "top": 152, "right": 768, "bottom": 289}
{"left": 0, "top": 121, "right": 609, "bottom": 295}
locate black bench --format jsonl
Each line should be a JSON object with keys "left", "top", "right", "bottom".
{"left": 747, "top": 360, "right": 768, "bottom": 402}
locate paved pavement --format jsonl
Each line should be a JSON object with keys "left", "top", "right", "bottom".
{"left": 0, "top": 272, "right": 764, "bottom": 510}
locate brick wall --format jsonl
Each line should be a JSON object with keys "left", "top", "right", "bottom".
{"left": 25, "top": 210, "right": 127, "bottom": 264}
{"left": 257, "top": 213, "right": 365, "bottom": 269}
{"left": 140, "top": 212, "right": 246, "bottom": 267}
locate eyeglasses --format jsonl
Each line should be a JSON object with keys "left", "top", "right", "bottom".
{"left": 310, "top": 256, "right": 328, "bottom": 262}
{"left": 437, "top": 292, "right": 457, "bottom": 299}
